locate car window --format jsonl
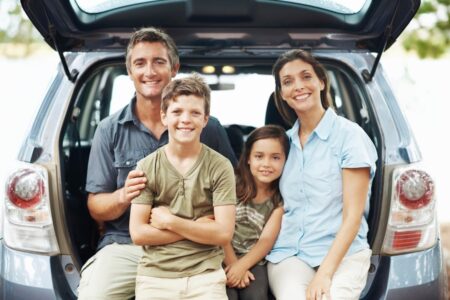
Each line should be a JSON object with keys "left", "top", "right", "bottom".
{"left": 108, "top": 73, "right": 275, "bottom": 127}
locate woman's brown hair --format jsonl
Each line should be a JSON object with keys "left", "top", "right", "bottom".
{"left": 235, "top": 125, "right": 289, "bottom": 207}
{"left": 272, "top": 49, "right": 332, "bottom": 126}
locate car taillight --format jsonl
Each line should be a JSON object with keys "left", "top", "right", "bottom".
{"left": 397, "top": 170, "right": 433, "bottom": 210}
{"left": 3, "top": 162, "right": 59, "bottom": 254}
{"left": 7, "top": 169, "right": 45, "bottom": 209}
{"left": 382, "top": 166, "right": 437, "bottom": 255}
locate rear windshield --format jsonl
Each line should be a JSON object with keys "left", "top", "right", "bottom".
{"left": 276, "top": 0, "right": 367, "bottom": 14}
{"left": 75, "top": 0, "right": 368, "bottom": 15}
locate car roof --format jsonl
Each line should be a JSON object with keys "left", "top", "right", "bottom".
{"left": 22, "top": 0, "right": 419, "bottom": 53}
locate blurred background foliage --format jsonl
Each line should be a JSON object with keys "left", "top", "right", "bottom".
{"left": 402, "top": 0, "right": 450, "bottom": 58}
{"left": 0, "top": 0, "right": 449, "bottom": 58}
{"left": 0, "top": 0, "right": 42, "bottom": 56}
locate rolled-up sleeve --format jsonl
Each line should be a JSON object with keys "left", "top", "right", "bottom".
{"left": 341, "top": 124, "right": 378, "bottom": 179}
{"left": 85, "top": 120, "right": 117, "bottom": 193}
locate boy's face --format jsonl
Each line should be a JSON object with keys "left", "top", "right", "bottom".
{"left": 161, "top": 95, "right": 209, "bottom": 145}
{"left": 128, "top": 41, "right": 179, "bottom": 102}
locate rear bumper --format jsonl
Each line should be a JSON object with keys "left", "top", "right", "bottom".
{"left": 363, "top": 241, "right": 448, "bottom": 299}
{"left": 0, "top": 240, "right": 78, "bottom": 300}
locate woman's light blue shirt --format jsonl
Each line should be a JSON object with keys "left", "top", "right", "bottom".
{"left": 266, "top": 108, "right": 377, "bottom": 267}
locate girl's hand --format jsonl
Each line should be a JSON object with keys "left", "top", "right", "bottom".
{"left": 306, "top": 272, "right": 331, "bottom": 300}
{"left": 237, "top": 270, "right": 255, "bottom": 288}
{"left": 225, "top": 262, "right": 248, "bottom": 287}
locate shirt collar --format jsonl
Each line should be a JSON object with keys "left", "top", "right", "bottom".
{"left": 313, "top": 108, "right": 337, "bottom": 141}
{"left": 118, "top": 96, "right": 138, "bottom": 125}
{"left": 286, "top": 108, "right": 337, "bottom": 142}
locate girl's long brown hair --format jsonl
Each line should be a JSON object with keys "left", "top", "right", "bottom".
{"left": 235, "top": 125, "right": 289, "bottom": 206}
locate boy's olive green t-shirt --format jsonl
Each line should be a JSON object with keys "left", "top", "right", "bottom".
{"left": 132, "top": 144, "right": 236, "bottom": 278}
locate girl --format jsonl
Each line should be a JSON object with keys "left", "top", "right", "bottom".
{"left": 266, "top": 49, "right": 378, "bottom": 300}
{"left": 224, "top": 125, "right": 288, "bottom": 300}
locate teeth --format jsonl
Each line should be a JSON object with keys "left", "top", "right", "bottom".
{"left": 295, "top": 94, "right": 309, "bottom": 101}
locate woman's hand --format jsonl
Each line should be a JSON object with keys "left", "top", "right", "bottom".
{"left": 306, "top": 272, "right": 331, "bottom": 300}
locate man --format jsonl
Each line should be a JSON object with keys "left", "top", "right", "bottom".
{"left": 78, "top": 27, "right": 236, "bottom": 300}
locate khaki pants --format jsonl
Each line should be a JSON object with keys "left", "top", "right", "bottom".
{"left": 77, "top": 243, "right": 144, "bottom": 300}
{"left": 268, "top": 249, "right": 372, "bottom": 300}
{"left": 135, "top": 268, "right": 228, "bottom": 300}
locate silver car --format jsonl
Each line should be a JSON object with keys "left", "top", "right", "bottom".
{"left": 1, "top": 0, "right": 446, "bottom": 299}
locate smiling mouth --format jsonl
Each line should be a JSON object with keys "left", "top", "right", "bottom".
{"left": 143, "top": 80, "right": 160, "bottom": 86}
{"left": 259, "top": 170, "right": 272, "bottom": 176}
{"left": 177, "top": 128, "right": 194, "bottom": 132}
{"left": 294, "top": 93, "right": 310, "bottom": 101}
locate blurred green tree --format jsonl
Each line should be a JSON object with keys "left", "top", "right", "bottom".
{"left": 0, "top": 0, "right": 41, "bottom": 57}
{"left": 402, "top": 0, "right": 450, "bottom": 58}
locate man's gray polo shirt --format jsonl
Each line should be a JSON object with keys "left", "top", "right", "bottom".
{"left": 86, "top": 97, "right": 237, "bottom": 249}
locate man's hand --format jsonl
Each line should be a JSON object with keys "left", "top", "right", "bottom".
{"left": 120, "top": 170, "right": 147, "bottom": 205}
{"left": 150, "top": 206, "right": 174, "bottom": 230}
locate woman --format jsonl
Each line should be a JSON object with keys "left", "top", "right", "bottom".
{"left": 266, "top": 49, "right": 377, "bottom": 300}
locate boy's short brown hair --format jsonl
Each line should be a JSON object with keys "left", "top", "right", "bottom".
{"left": 161, "top": 73, "right": 211, "bottom": 116}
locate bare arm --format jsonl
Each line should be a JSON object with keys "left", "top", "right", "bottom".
{"left": 232, "top": 206, "right": 283, "bottom": 269}
{"left": 223, "top": 243, "right": 239, "bottom": 267}
{"left": 88, "top": 170, "right": 147, "bottom": 221}
{"left": 225, "top": 206, "right": 284, "bottom": 287}
{"left": 306, "top": 167, "right": 370, "bottom": 300}
{"left": 129, "top": 203, "right": 184, "bottom": 246}
{"left": 151, "top": 205, "right": 235, "bottom": 246}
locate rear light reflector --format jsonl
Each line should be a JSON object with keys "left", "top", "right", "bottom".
{"left": 392, "top": 230, "right": 421, "bottom": 250}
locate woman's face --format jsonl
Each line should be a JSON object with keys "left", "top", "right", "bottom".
{"left": 279, "top": 59, "right": 324, "bottom": 115}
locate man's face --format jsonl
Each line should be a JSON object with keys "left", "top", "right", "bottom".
{"left": 128, "top": 41, "right": 179, "bottom": 102}
{"left": 161, "top": 95, "right": 209, "bottom": 146}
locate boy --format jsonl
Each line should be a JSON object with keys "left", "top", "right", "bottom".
{"left": 130, "top": 74, "right": 236, "bottom": 300}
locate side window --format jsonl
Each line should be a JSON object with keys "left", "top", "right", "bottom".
{"left": 109, "top": 75, "right": 134, "bottom": 115}
{"left": 326, "top": 66, "right": 375, "bottom": 145}
{"left": 63, "top": 64, "right": 128, "bottom": 149}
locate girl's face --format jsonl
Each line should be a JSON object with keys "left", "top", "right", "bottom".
{"left": 279, "top": 59, "right": 325, "bottom": 115}
{"left": 248, "top": 138, "right": 286, "bottom": 188}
